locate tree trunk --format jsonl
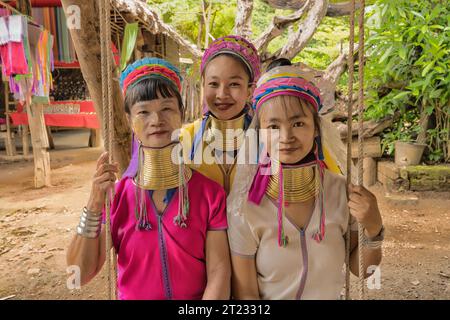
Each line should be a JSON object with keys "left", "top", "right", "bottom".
{"left": 204, "top": 0, "right": 212, "bottom": 48}
{"left": 262, "top": 0, "right": 361, "bottom": 17}
{"left": 235, "top": 0, "right": 254, "bottom": 39}
{"left": 197, "top": 7, "right": 204, "bottom": 49}
{"left": 277, "top": 0, "right": 328, "bottom": 60}
{"left": 326, "top": 1, "right": 362, "bottom": 17}
{"left": 26, "top": 102, "right": 51, "bottom": 188}
{"left": 319, "top": 44, "right": 360, "bottom": 113}
{"left": 61, "top": 0, "right": 131, "bottom": 175}
{"left": 336, "top": 116, "right": 396, "bottom": 139}
{"left": 416, "top": 102, "right": 430, "bottom": 145}
{"left": 254, "top": 1, "right": 308, "bottom": 53}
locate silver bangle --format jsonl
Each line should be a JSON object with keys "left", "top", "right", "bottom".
{"left": 362, "top": 225, "right": 384, "bottom": 249}
{"left": 76, "top": 207, "right": 102, "bottom": 239}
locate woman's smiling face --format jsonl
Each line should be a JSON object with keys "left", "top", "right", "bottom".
{"left": 203, "top": 54, "right": 253, "bottom": 120}
{"left": 258, "top": 96, "right": 318, "bottom": 164}
{"left": 129, "top": 97, "right": 182, "bottom": 148}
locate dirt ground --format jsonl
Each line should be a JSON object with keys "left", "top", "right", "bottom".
{"left": 0, "top": 129, "right": 449, "bottom": 300}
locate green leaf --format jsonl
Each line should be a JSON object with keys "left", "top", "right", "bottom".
{"left": 429, "top": 89, "right": 443, "bottom": 99}
{"left": 392, "top": 91, "right": 411, "bottom": 100}
{"left": 411, "top": 11, "right": 425, "bottom": 20}
{"left": 379, "top": 46, "right": 394, "bottom": 63}
{"left": 430, "top": 25, "right": 444, "bottom": 30}
{"left": 399, "top": 46, "right": 407, "bottom": 60}
{"left": 422, "top": 61, "right": 435, "bottom": 77}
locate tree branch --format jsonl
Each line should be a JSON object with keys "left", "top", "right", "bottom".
{"left": 319, "top": 44, "right": 360, "bottom": 114}
{"left": 254, "top": 0, "right": 309, "bottom": 53}
{"left": 114, "top": 0, "right": 202, "bottom": 58}
{"left": 327, "top": 1, "right": 362, "bottom": 17}
{"left": 275, "top": 0, "right": 328, "bottom": 60}
{"left": 262, "top": 0, "right": 361, "bottom": 16}
{"left": 323, "top": 43, "right": 360, "bottom": 85}
{"left": 234, "top": 0, "right": 254, "bottom": 39}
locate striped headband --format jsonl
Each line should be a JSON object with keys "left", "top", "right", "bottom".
{"left": 252, "top": 66, "right": 322, "bottom": 112}
{"left": 201, "top": 35, "right": 261, "bottom": 83}
{"left": 120, "top": 57, "right": 183, "bottom": 95}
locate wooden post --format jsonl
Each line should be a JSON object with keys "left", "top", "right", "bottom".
{"left": 22, "top": 125, "right": 30, "bottom": 156}
{"left": 25, "top": 101, "right": 51, "bottom": 188}
{"left": 363, "top": 157, "right": 377, "bottom": 187}
{"left": 46, "top": 126, "right": 55, "bottom": 150}
{"left": 351, "top": 136, "right": 381, "bottom": 159}
{"left": 4, "top": 81, "right": 16, "bottom": 156}
{"left": 89, "top": 128, "right": 102, "bottom": 147}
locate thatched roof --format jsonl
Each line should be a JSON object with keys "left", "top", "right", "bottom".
{"left": 112, "top": 0, "right": 202, "bottom": 59}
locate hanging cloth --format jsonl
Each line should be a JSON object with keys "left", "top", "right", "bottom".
{"left": 0, "top": 15, "right": 29, "bottom": 77}
{"left": 50, "top": 8, "right": 58, "bottom": 61}
{"left": 9, "top": 15, "right": 23, "bottom": 42}
{"left": 0, "top": 16, "right": 9, "bottom": 44}
{"left": 58, "top": 8, "right": 70, "bottom": 62}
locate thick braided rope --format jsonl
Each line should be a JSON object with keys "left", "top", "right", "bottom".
{"left": 345, "top": 0, "right": 355, "bottom": 301}
{"left": 99, "top": 0, "right": 116, "bottom": 300}
{"left": 357, "top": 0, "right": 366, "bottom": 300}
{"left": 98, "top": 0, "right": 110, "bottom": 300}
{"left": 105, "top": 0, "right": 118, "bottom": 300}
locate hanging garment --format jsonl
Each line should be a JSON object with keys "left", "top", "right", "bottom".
{"left": 8, "top": 15, "right": 23, "bottom": 42}
{"left": 34, "top": 30, "right": 54, "bottom": 98}
{"left": 0, "top": 15, "right": 29, "bottom": 77}
{"left": 57, "top": 8, "right": 70, "bottom": 62}
{"left": 49, "top": 8, "right": 58, "bottom": 61}
{"left": 0, "top": 42, "right": 29, "bottom": 76}
{"left": 0, "top": 17, "right": 9, "bottom": 44}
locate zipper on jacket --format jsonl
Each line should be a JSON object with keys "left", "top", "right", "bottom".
{"left": 150, "top": 193, "right": 174, "bottom": 300}
{"left": 296, "top": 229, "right": 309, "bottom": 300}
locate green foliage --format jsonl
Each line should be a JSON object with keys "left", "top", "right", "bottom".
{"left": 147, "top": 0, "right": 449, "bottom": 163}
{"left": 294, "top": 16, "right": 349, "bottom": 70}
{"left": 379, "top": 108, "right": 421, "bottom": 155}
{"left": 147, "top": 0, "right": 236, "bottom": 49}
{"left": 148, "top": 0, "right": 351, "bottom": 71}
{"left": 365, "top": 0, "right": 450, "bottom": 162}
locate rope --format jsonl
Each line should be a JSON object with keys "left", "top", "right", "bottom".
{"left": 99, "top": 0, "right": 117, "bottom": 300}
{"left": 106, "top": 0, "right": 118, "bottom": 299}
{"left": 357, "top": 0, "right": 366, "bottom": 301}
{"left": 345, "top": 0, "right": 355, "bottom": 301}
{"left": 345, "top": 0, "right": 366, "bottom": 301}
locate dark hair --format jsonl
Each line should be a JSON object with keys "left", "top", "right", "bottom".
{"left": 204, "top": 52, "right": 253, "bottom": 84}
{"left": 266, "top": 58, "right": 292, "bottom": 71}
{"left": 124, "top": 77, "right": 184, "bottom": 118}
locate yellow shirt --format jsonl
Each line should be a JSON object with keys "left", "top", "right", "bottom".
{"left": 182, "top": 118, "right": 238, "bottom": 194}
